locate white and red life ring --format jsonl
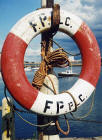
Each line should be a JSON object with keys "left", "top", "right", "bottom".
{"left": 1, "top": 8, "right": 101, "bottom": 116}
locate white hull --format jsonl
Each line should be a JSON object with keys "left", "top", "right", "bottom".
{"left": 24, "top": 67, "right": 32, "bottom": 71}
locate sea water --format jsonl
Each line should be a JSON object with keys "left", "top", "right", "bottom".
{"left": 0, "top": 67, "right": 102, "bottom": 139}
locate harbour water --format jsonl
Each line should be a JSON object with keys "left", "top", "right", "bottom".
{"left": 0, "top": 66, "right": 102, "bottom": 139}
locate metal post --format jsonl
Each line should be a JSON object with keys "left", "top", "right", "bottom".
{"left": 37, "top": 0, "right": 60, "bottom": 140}
{"left": 2, "top": 97, "right": 15, "bottom": 140}
{"left": 41, "top": 0, "right": 47, "bottom": 8}
{"left": 41, "top": 0, "right": 54, "bottom": 8}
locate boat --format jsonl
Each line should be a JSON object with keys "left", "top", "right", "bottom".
{"left": 32, "top": 67, "right": 39, "bottom": 71}
{"left": 24, "top": 66, "right": 32, "bottom": 71}
{"left": 58, "top": 67, "right": 79, "bottom": 77}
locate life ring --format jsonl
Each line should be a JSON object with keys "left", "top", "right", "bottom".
{"left": 1, "top": 8, "right": 101, "bottom": 116}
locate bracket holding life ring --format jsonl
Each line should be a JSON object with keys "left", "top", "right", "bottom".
{"left": 1, "top": 8, "right": 101, "bottom": 116}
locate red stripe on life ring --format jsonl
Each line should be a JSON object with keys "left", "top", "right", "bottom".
{"left": 1, "top": 33, "right": 38, "bottom": 109}
{"left": 73, "top": 23, "right": 101, "bottom": 87}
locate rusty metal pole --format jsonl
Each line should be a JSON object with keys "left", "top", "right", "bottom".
{"left": 37, "top": 0, "right": 60, "bottom": 140}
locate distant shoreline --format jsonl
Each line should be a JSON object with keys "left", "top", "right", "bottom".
{"left": 24, "top": 59, "right": 102, "bottom": 68}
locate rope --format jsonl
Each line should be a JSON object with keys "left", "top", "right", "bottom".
{"left": 51, "top": 39, "right": 81, "bottom": 56}
{"left": 37, "top": 74, "right": 70, "bottom": 135}
{"left": 46, "top": 75, "right": 57, "bottom": 94}
{"left": 15, "top": 111, "right": 53, "bottom": 127}
{"left": 64, "top": 91, "right": 78, "bottom": 112}
{"left": 70, "top": 90, "right": 95, "bottom": 120}
{"left": 4, "top": 86, "right": 33, "bottom": 114}
{"left": 32, "top": 40, "right": 71, "bottom": 135}
{"left": 56, "top": 115, "right": 70, "bottom": 136}
{"left": 4, "top": 86, "right": 101, "bottom": 133}
{"left": 0, "top": 106, "right": 2, "bottom": 111}
{"left": 32, "top": 40, "right": 70, "bottom": 90}
{"left": 59, "top": 116, "right": 102, "bottom": 124}
{"left": 31, "top": 38, "right": 80, "bottom": 136}
{"left": 4, "top": 86, "right": 54, "bottom": 128}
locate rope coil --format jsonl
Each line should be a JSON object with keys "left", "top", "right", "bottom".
{"left": 32, "top": 40, "right": 70, "bottom": 90}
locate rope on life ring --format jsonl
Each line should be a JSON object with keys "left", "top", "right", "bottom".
{"left": 1, "top": 8, "right": 101, "bottom": 116}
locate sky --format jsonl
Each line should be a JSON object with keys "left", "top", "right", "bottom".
{"left": 0, "top": 0, "right": 102, "bottom": 62}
